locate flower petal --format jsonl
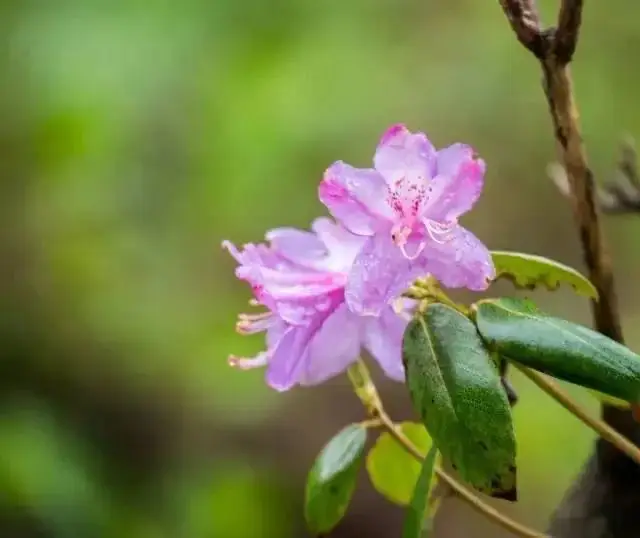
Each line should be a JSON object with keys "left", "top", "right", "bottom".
{"left": 299, "top": 302, "right": 362, "bottom": 386}
{"left": 265, "top": 302, "right": 361, "bottom": 390}
{"left": 424, "top": 144, "right": 486, "bottom": 221}
{"left": 424, "top": 225, "right": 495, "bottom": 291}
{"left": 319, "top": 161, "right": 391, "bottom": 235}
{"left": 374, "top": 124, "right": 436, "bottom": 185}
{"left": 363, "top": 309, "right": 407, "bottom": 382}
{"left": 265, "top": 326, "right": 315, "bottom": 391}
{"left": 222, "top": 240, "right": 294, "bottom": 273}
{"left": 345, "top": 233, "right": 428, "bottom": 317}
{"left": 311, "top": 217, "right": 367, "bottom": 272}
{"left": 265, "top": 227, "right": 328, "bottom": 269}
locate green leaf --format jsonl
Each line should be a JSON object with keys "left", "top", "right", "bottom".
{"left": 474, "top": 297, "right": 640, "bottom": 403}
{"left": 491, "top": 250, "right": 598, "bottom": 299}
{"left": 366, "top": 422, "right": 432, "bottom": 506}
{"left": 403, "top": 304, "right": 517, "bottom": 501}
{"left": 304, "top": 423, "right": 367, "bottom": 535}
{"left": 402, "top": 445, "right": 439, "bottom": 538}
{"left": 589, "top": 389, "right": 631, "bottom": 408}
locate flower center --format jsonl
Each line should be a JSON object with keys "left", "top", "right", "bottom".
{"left": 385, "top": 173, "right": 458, "bottom": 259}
{"left": 387, "top": 176, "right": 427, "bottom": 222}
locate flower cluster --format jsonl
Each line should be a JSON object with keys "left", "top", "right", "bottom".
{"left": 224, "top": 124, "right": 495, "bottom": 390}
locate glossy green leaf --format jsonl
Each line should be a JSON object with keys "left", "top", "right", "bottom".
{"left": 402, "top": 445, "right": 439, "bottom": 538}
{"left": 304, "top": 423, "right": 367, "bottom": 535}
{"left": 474, "top": 297, "right": 640, "bottom": 402}
{"left": 491, "top": 250, "right": 598, "bottom": 299}
{"left": 366, "top": 422, "right": 432, "bottom": 506}
{"left": 403, "top": 304, "right": 517, "bottom": 501}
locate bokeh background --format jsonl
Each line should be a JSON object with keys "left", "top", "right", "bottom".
{"left": 3, "top": 0, "right": 640, "bottom": 537}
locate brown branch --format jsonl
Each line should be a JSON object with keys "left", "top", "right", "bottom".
{"left": 498, "top": 1, "right": 640, "bottom": 537}
{"left": 555, "top": 0, "right": 584, "bottom": 63}
{"left": 536, "top": 10, "right": 624, "bottom": 344}
{"left": 497, "top": 0, "right": 546, "bottom": 58}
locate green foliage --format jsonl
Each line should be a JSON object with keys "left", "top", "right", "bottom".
{"left": 366, "top": 422, "right": 432, "bottom": 505}
{"left": 304, "top": 424, "right": 367, "bottom": 535}
{"left": 402, "top": 445, "right": 439, "bottom": 538}
{"left": 490, "top": 251, "right": 598, "bottom": 299}
{"left": 474, "top": 298, "right": 640, "bottom": 403}
{"left": 0, "top": 403, "right": 109, "bottom": 537}
{"left": 402, "top": 304, "right": 517, "bottom": 501}
{"left": 589, "top": 390, "right": 631, "bottom": 408}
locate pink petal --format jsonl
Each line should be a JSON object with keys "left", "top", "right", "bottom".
{"left": 222, "top": 240, "right": 293, "bottom": 272}
{"left": 311, "top": 217, "right": 367, "bottom": 273}
{"left": 373, "top": 124, "right": 437, "bottom": 185}
{"left": 424, "top": 144, "right": 485, "bottom": 221}
{"left": 345, "top": 233, "right": 428, "bottom": 317}
{"left": 266, "top": 326, "right": 315, "bottom": 391}
{"left": 265, "top": 227, "right": 328, "bottom": 268}
{"left": 423, "top": 225, "right": 495, "bottom": 291}
{"left": 319, "top": 161, "right": 392, "bottom": 236}
{"left": 265, "top": 303, "right": 361, "bottom": 390}
{"left": 273, "top": 286, "right": 344, "bottom": 327}
{"left": 363, "top": 309, "right": 407, "bottom": 382}
{"left": 299, "top": 302, "right": 362, "bottom": 386}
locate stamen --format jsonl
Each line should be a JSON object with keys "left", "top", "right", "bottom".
{"left": 400, "top": 241, "right": 426, "bottom": 260}
{"left": 424, "top": 219, "right": 456, "bottom": 244}
{"left": 239, "top": 311, "right": 271, "bottom": 322}
{"left": 235, "top": 311, "right": 273, "bottom": 334}
{"left": 228, "top": 353, "right": 269, "bottom": 370}
{"left": 391, "top": 223, "right": 426, "bottom": 260}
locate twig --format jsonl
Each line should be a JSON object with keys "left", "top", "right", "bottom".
{"left": 549, "top": 138, "right": 640, "bottom": 215}
{"left": 497, "top": 0, "right": 545, "bottom": 58}
{"left": 555, "top": 0, "right": 583, "bottom": 64}
{"left": 499, "top": 356, "right": 520, "bottom": 407}
{"left": 377, "top": 411, "right": 547, "bottom": 538}
{"left": 500, "top": 0, "right": 624, "bottom": 342}
{"left": 497, "top": 2, "right": 640, "bottom": 536}
{"left": 514, "top": 365, "right": 640, "bottom": 466}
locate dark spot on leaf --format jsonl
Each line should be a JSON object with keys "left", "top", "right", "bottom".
{"left": 478, "top": 441, "right": 488, "bottom": 451}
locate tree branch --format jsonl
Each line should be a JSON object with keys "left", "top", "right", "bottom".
{"left": 498, "top": 1, "right": 640, "bottom": 536}
{"left": 498, "top": 0, "right": 549, "bottom": 58}
{"left": 555, "top": 0, "right": 583, "bottom": 64}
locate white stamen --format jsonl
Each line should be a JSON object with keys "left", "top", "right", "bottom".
{"left": 424, "top": 219, "right": 456, "bottom": 244}
{"left": 400, "top": 241, "right": 426, "bottom": 260}
{"left": 228, "top": 353, "right": 269, "bottom": 369}
{"left": 235, "top": 311, "right": 273, "bottom": 334}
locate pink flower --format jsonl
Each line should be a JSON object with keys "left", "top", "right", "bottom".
{"left": 223, "top": 217, "right": 413, "bottom": 391}
{"left": 319, "top": 124, "right": 495, "bottom": 316}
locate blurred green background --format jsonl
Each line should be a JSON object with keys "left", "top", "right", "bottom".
{"left": 2, "top": 0, "right": 640, "bottom": 536}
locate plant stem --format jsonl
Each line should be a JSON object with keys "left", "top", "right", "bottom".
{"left": 514, "top": 364, "right": 640, "bottom": 466}
{"left": 376, "top": 411, "right": 547, "bottom": 538}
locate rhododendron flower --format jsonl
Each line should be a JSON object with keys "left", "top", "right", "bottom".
{"left": 223, "top": 217, "right": 413, "bottom": 391}
{"left": 319, "top": 123, "right": 495, "bottom": 316}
